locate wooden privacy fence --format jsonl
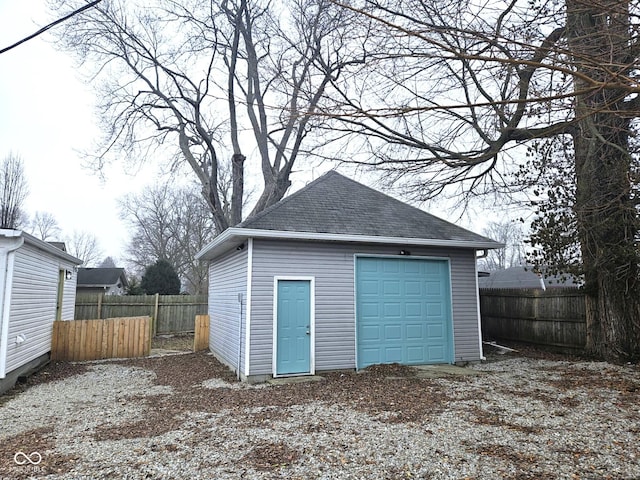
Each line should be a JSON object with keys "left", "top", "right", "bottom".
{"left": 51, "top": 316, "right": 151, "bottom": 361}
{"left": 193, "top": 315, "right": 210, "bottom": 352}
{"left": 480, "top": 288, "right": 586, "bottom": 351}
{"left": 75, "top": 294, "right": 208, "bottom": 334}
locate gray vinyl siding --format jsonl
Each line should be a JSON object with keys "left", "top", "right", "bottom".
{"left": 250, "top": 241, "right": 355, "bottom": 376}
{"left": 248, "top": 240, "right": 482, "bottom": 376}
{"left": 208, "top": 247, "right": 247, "bottom": 372}
{"left": 5, "top": 243, "right": 77, "bottom": 375}
{"left": 448, "top": 249, "right": 482, "bottom": 362}
{"left": 62, "top": 267, "right": 76, "bottom": 320}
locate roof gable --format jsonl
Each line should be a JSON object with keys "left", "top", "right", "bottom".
{"left": 239, "top": 171, "right": 493, "bottom": 243}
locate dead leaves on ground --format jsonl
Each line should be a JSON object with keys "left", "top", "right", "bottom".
{"left": 4, "top": 351, "right": 640, "bottom": 478}
{"left": 242, "top": 441, "right": 300, "bottom": 471}
{"left": 0, "top": 427, "right": 79, "bottom": 479}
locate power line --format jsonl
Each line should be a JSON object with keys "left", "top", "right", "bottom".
{"left": 0, "top": 0, "right": 103, "bottom": 55}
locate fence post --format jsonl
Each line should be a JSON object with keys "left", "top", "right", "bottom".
{"left": 149, "top": 310, "right": 154, "bottom": 350}
{"left": 97, "top": 293, "right": 103, "bottom": 319}
{"left": 153, "top": 293, "right": 159, "bottom": 337}
{"left": 51, "top": 321, "right": 61, "bottom": 361}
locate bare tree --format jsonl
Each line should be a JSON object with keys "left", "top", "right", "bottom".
{"left": 119, "top": 184, "right": 215, "bottom": 294}
{"left": 98, "top": 256, "right": 118, "bottom": 268}
{"left": 0, "top": 153, "right": 28, "bottom": 229}
{"left": 478, "top": 221, "right": 526, "bottom": 271}
{"left": 324, "top": 0, "right": 640, "bottom": 362}
{"left": 52, "top": 0, "right": 364, "bottom": 230}
{"left": 28, "top": 211, "right": 62, "bottom": 241}
{"left": 66, "top": 231, "right": 103, "bottom": 267}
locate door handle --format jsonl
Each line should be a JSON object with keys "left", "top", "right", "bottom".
{"left": 306, "top": 326, "right": 310, "bottom": 335}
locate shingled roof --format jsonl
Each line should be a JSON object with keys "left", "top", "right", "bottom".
{"left": 77, "top": 268, "right": 127, "bottom": 288}
{"left": 478, "top": 266, "right": 582, "bottom": 289}
{"left": 197, "top": 171, "right": 501, "bottom": 260}
{"left": 240, "top": 171, "right": 493, "bottom": 242}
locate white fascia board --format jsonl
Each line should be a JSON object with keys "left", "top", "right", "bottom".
{"left": 196, "top": 228, "right": 505, "bottom": 261}
{"left": 0, "top": 229, "right": 21, "bottom": 238}
{"left": 195, "top": 228, "right": 237, "bottom": 260}
{"left": 0, "top": 230, "right": 82, "bottom": 265}
{"left": 21, "top": 231, "right": 83, "bottom": 265}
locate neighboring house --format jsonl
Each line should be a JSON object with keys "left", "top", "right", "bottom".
{"left": 48, "top": 241, "right": 68, "bottom": 252}
{"left": 196, "top": 171, "right": 502, "bottom": 383}
{"left": 0, "top": 230, "right": 82, "bottom": 394}
{"left": 76, "top": 268, "right": 128, "bottom": 296}
{"left": 478, "top": 266, "right": 582, "bottom": 290}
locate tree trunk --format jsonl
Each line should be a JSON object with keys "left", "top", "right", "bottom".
{"left": 230, "top": 153, "right": 245, "bottom": 226}
{"left": 249, "top": 171, "right": 292, "bottom": 218}
{"left": 206, "top": 184, "right": 229, "bottom": 234}
{"left": 567, "top": 0, "right": 640, "bottom": 362}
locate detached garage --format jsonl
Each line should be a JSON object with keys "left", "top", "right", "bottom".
{"left": 196, "top": 171, "right": 501, "bottom": 382}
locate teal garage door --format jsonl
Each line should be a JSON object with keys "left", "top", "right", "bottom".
{"left": 356, "top": 257, "right": 453, "bottom": 369}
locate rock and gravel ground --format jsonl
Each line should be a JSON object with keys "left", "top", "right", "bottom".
{"left": 1, "top": 346, "right": 639, "bottom": 480}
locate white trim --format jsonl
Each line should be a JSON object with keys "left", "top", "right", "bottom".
{"left": 244, "top": 238, "right": 253, "bottom": 377}
{"left": 271, "top": 278, "right": 277, "bottom": 376}
{"left": 0, "top": 229, "right": 82, "bottom": 265}
{"left": 444, "top": 258, "right": 456, "bottom": 364}
{"left": 272, "top": 276, "right": 315, "bottom": 378}
{"left": 474, "top": 256, "right": 486, "bottom": 361}
{"left": 196, "top": 227, "right": 504, "bottom": 260}
{"left": 0, "top": 235, "right": 24, "bottom": 378}
{"left": 353, "top": 255, "right": 358, "bottom": 371}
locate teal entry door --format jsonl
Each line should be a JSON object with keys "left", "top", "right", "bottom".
{"left": 276, "top": 280, "right": 311, "bottom": 375}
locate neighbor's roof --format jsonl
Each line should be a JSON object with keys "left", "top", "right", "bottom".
{"left": 197, "top": 171, "right": 503, "bottom": 260}
{"left": 47, "top": 241, "right": 67, "bottom": 252}
{"left": 478, "top": 266, "right": 582, "bottom": 290}
{"left": 77, "top": 268, "right": 127, "bottom": 288}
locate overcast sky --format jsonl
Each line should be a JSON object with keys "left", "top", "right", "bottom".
{"left": 0, "top": 1, "right": 498, "bottom": 268}
{"left": 0, "top": 0, "right": 160, "bottom": 264}
{"left": 0, "top": 0, "right": 335, "bottom": 265}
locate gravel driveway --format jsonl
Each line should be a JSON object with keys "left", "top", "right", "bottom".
{"left": 1, "top": 349, "right": 639, "bottom": 479}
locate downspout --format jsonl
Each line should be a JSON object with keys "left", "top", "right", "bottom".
{"left": 244, "top": 238, "right": 253, "bottom": 379}
{"left": 474, "top": 249, "right": 486, "bottom": 361}
{"left": 237, "top": 292, "right": 243, "bottom": 381}
{"left": 0, "top": 233, "right": 25, "bottom": 379}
